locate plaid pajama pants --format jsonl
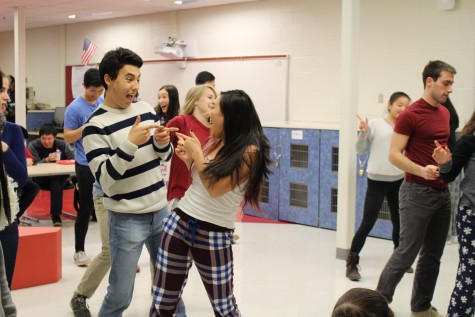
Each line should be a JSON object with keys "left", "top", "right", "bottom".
{"left": 150, "top": 210, "right": 241, "bottom": 317}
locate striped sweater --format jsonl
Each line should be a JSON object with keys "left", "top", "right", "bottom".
{"left": 82, "top": 100, "right": 173, "bottom": 214}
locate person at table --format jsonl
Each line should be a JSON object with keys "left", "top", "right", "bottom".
{"left": 64, "top": 68, "right": 104, "bottom": 267}
{"left": 28, "top": 123, "right": 75, "bottom": 226}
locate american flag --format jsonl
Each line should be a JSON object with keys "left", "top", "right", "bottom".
{"left": 81, "top": 37, "right": 97, "bottom": 66}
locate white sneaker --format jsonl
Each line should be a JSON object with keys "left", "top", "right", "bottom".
{"left": 74, "top": 251, "right": 91, "bottom": 267}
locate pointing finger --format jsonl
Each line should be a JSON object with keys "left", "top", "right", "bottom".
{"left": 133, "top": 115, "right": 141, "bottom": 126}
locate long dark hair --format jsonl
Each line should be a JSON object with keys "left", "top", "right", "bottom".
{"left": 202, "top": 90, "right": 271, "bottom": 208}
{"left": 461, "top": 109, "right": 475, "bottom": 137}
{"left": 155, "top": 85, "right": 180, "bottom": 124}
{"left": 442, "top": 97, "right": 459, "bottom": 151}
{"left": 0, "top": 149, "right": 11, "bottom": 224}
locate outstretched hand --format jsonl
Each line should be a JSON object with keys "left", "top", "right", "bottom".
{"left": 432, "top": 140, "right": 452, "bottom": 164}
{"left": 175, "top": 131, "right": 201, "bottom": 160}
{"left": 357, "top": 115, "right": 369, "bottom": 133}
{"left": 154, "top": 125, "right": 179, "bottom": 147}
{"left": 128, "top": 116, "right": 161, "bottom": 146}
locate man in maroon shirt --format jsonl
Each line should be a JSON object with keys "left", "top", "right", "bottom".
{"left": 376, "top": 60, "right": 456, "bottom": 317}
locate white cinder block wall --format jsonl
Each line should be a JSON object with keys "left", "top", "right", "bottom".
{"left": 0, "top": 0, "right": 473, "bottom": 126}
{"left": 359, "top": 0, "right": 475, "bottom": 125}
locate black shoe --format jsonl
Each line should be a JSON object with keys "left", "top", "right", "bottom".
{"left": 70, "top": 294, "right": 91, "bottom": 317}
{"left": 52, "top": 215, "right": 62, "bottom": 227}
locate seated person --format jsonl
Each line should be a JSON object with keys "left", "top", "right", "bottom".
{"left": 28, "top": 124, "right": 74, "bottom": 226}
{"left": 332, "top": 288, "right": 394, "bottom": 317}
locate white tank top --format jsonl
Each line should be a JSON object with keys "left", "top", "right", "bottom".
{"left": 177, "top": 171, "right": 244, "bottom": 229}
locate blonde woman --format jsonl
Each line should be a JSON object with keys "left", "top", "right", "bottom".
{"left": 165, "top": 84, "right": 217, "bottom": 211}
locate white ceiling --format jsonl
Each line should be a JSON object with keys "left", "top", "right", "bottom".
{"left": 0, "top": 0, "right": 257, "bottom": 33}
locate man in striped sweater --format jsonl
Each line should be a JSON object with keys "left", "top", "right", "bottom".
{"left": 82, "top": 47, "right": 178, "bottom": 317}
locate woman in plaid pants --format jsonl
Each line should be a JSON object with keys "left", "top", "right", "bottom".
{"left": 150, "top": 90, "right": 271, "bottom": 317}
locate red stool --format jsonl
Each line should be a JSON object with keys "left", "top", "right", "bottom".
{"left": 11, "top": 227, "right": 62, "bottom": 289}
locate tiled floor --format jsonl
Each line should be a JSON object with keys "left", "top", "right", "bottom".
{"left": 11, "top": 216, "right": 460, "bottom": 316}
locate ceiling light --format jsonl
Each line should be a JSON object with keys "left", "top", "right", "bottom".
{"left": 91, "top": 12, "right": 112, "bottom": 16}
{"left": 174, "top": 1, "right": 183, "bottom": 4}
{"left": 68, "top": 15, "right": 76, "bottom": 19}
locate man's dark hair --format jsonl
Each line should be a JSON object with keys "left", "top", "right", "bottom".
{"left": 195, "top": 71, "right": 215, "bottom": 85}
{"left": 99, "top": 47, "right": 143, "bottom": 90}
{"left": 8, "top": 75, "right": 14, "bottom": 84}
{"left": 84, "top": 68, "right": 102, "bottom": 88}
{"left": 39, "top": 123, "right": 57, "bottom": 137}
{"left": 422, "top": 60, "right": 456, "bottom": 88}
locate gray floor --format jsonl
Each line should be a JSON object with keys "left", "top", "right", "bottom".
{"left": 11, "top": 219, "right": 460, "bottom": 316}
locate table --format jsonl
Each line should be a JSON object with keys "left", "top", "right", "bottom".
{"left": 26, "top": 162, "right": 77, "bottom": 221}
{"left": 28, "top": 162, "right": 75, "bottom": 177}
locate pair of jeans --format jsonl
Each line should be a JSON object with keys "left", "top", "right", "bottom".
{"left": 376, "top": 181, "right": 451, "bottom": 312}
{"left": 74, "top": 163, "right": 95, "bottom": 252}
{"left": 98, "top": 208, "right": 187, "bottom": 317}
{"left": 351, "top": 178, "right": 403, "bottom": 253}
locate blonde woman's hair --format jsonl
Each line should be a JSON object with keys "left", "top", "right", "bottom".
{"left": 181, "top": 84, "right": 217, "bottom": 115}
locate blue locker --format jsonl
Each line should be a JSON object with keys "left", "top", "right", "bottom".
{"left": 318, "top": 130, "right": 339, "bottom": 229}
{"left": 278, "top": 128, "right": 320, "bottom": 227}
{"left": 243, "top": 128, "right": 280, "bottom": 220}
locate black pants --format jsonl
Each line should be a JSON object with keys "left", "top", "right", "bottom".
{"left": 350, "top": 178, "right": 403, "bottom": 254}
{"left": 74, "top": 163, "right": 95, "bottom": 252}
{"left": 32, "top": 175, "right": 69, "bottom": 216}
{"left": 16, "top": 179, "right": 40, "bottom": 219}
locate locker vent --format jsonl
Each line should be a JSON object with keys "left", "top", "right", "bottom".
{"left": 290, "top": 183, "right": 308, "bottom": 208}
{"left": 378, "top": 198, "right": 390, "bottom": 220}
{"left": 332, "top": 147, "right": 339, "bottom": 172}
{"left": 331, "top": 187, "right": 338, "bottom": 213}
{"left": 290, "top": 144, "right": 308, "bottom": 169}
{"left": 260, "top": 180, "right": 269, "bottom": 204}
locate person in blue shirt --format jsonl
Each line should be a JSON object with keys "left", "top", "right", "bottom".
{"left": 64, "top": 68, "right": 104, "bottom": 267}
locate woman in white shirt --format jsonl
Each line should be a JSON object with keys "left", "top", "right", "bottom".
{"left": 150, "top": 90, "right": 271, "bottom": 317}
{"left": 346, "top": 92, "right": 411, "bottom": 281}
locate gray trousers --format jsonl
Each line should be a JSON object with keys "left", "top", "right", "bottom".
{"left": 376, "top": 180, "right": 451, "bottom": 312}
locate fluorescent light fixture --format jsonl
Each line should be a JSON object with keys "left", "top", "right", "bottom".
{"left": 91, "top": 11, "right": 112, "bottom": 16}
{"left": 174, "top": 1, "right": 183, "bottom": 4}
{"left": 68, "top": 15, "right": 76, "bottom": 19}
